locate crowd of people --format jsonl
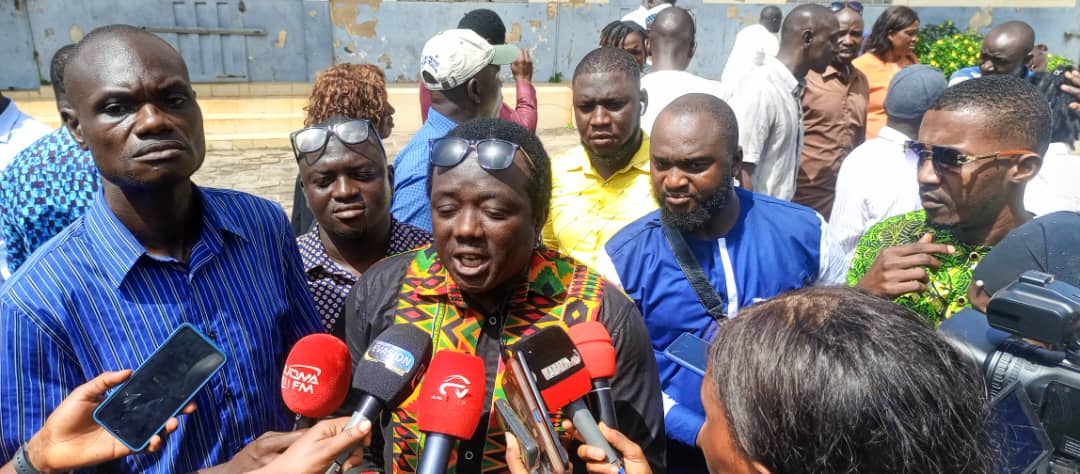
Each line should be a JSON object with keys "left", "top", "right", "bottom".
{"left": 1, "top": 1, "right": 1079, "bottom": 473}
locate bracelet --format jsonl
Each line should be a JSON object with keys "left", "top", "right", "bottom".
{"left": 12, "top": 444, "right": 45, "bottom": 474}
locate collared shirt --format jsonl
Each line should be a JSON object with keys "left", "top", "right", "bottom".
{"left": 720, "top": 23, "right": 780, "bottom": 85}
{"left": 297, "top": 219, "right": 431, "bottom": 331}
{"left": 1025, "top": 142, "right": 1080, "bottom": 216}
{"left": 420, "top": 79, "right": 538, "bottom": 132}
{"left": 640, "top": 70, "right": 725, "bottom": 135}
{"left": 722, "top": 55, "right": 804, "bottom": 200}
{"left": 795, "top": 64, "right": 869, "bottom": 217}
{"left": 948, "top": 65, "right": 1034, "bottom": 86}
{"left": 852, "top": 52, "right": 917, "bottom": 140}
{"left": 598, "top": 188, "right": 845, "bottom": 473}
{"left": 0, "top": 100, "right": 51, "bottom": 170}
{"left": 341, "top": 246, "right": 666, "bottom": 473}
{"left": 847, "top": 209, "right": 991, "bottom": 325}
{"left": 0, "top": 187, "right": 322, "bottom": 473}
{"left": 541, "top": 135, "right": 655, "bottom": 268}
{"left": 391, "top": 108, "right": 457, "bottom": 232}
{"left": 0, "top": 128, "right": 100, "bottom": 272}
{"left": 829, "top": 125, "right": 921, "bottom": 268}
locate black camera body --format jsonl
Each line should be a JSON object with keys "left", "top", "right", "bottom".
{"left": 939, "top": 271, "right": 1080, "bottom": 473}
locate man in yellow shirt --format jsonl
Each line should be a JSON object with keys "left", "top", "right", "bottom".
{"left": 542, "top": 47, "right": 655, "bottom": 269}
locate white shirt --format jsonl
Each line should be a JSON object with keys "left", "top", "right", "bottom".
{"left": 722, "top": 56, "right": 803, "bottom": 200}
{"left": 829, "top": 125, "right": 922, "bottom": 267}
{"left": 721, "top": 24, "right": 779, "bottom": 85}
{"left": 621, "top": 3, "right": 671, "bottom": 29}
{"left": 640, "top": 70, "right": 724, "bottom": 135}
{"left": 0, "top": 100, "right": 50, "bottom": 171}
{"left": 1025, "top": 142, "right": 1080, "bottom": 215}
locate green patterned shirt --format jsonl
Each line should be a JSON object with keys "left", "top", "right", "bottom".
{"left": 847, "top": 210, "right": 991, "bottom": 325}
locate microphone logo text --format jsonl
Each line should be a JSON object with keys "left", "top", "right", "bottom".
{"left": 435, "top": 375, "right": 471, "bottom": 400}
{"left": 540, "top": 352, "right": 582, "bottom": 381}
{"left": 282, "top": 364, "right": 322, "bottom": 394}
{"left": 365, "top": 341, "right": 416, "bottom": 376}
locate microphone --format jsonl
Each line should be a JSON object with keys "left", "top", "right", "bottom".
{"left": 512, "top": 327, "right": 623, "bottom": 469}
{"left": 568, "top": 322, "right": 618, "bottom": 430}
{"left": 281, "top": 333, "right": 352, "bottom": 430}
{"left": 325, "top": 324, "right": 433, "bottom": 474}
{"left": 415, "top": 350, "right": 486, "bottom": 474}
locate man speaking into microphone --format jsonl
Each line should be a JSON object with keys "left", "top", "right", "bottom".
{"left": 339, "top": 119, "right": 665, "bottom": 472}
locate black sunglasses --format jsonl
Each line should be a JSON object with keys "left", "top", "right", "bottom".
{"left": 905, "top": 140, "right": 1035, "bottom": 170}
{"left": 290, "top": 119, "right": 385, "bottom": 165}
{"left": 428, "top": 137, "right": 530, "bottom": 171}
{"left": 829, "top": 1, "right": 863, "bottom": 13}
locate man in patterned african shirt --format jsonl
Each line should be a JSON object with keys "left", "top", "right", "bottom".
{"left": 340, "top": 119, "right": 665, "bottom": 473}
{"left": 293, "top": 117, "right": 431, "bottom": 333}
{"left": 848, "top": 75, "right": 1049, "bottom": 325}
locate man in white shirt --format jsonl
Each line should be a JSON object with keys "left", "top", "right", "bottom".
{"left": 720, "top": 6, "right": 782, "bottom": 85}
{"left": 640, "top": 7, "right": 724, "bottom": 134}
{"left": 830, "top": 65, "right": 948, "bottom": 265}
{"left": 722, "top": 5, "right": 837, "bottom": 200}
{"left": 621, "top": 0, "right": 672, "bottom": 29}
{"left": 0, "top": 93, "right": 50, "bottom": 281}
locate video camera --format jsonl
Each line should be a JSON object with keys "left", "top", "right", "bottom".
{"left": 939, "top": 271, "right": 1080, "bottom": 473}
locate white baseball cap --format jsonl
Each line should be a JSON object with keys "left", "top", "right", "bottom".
{"left": 420, "top": 29, "right": 519, "bottom": 91}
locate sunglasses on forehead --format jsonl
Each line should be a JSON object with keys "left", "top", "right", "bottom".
{"left": 905, "top": 140, "right": 1035, "bottom": 170}
{"left": 290, "top": 119, "right": 385, "bottom": 166}
{"left": 829, "top": 1, "right": 863, "bottom": 13}
{"left": 428, "top": 137, "right": 531, "bottom": 171}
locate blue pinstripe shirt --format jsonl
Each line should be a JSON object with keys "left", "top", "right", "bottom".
{"left": 0, "top": 186, "right": 322, "bottom": 473}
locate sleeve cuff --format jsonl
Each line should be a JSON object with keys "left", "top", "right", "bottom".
{"left": 665, "top": 403, "right": 707, "bottom": 447}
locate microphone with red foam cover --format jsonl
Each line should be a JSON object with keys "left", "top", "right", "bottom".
{"left": 281, "top": 333, "right": 352, "bottom": 428}
{"left": 512, "top": 326, "right": 623, "bottom": 469}
{"left": 569, "top": 321, "right": 619, "bottom": 430}
{"left": 415, "top": 350, "right": 486, "bottom": 474}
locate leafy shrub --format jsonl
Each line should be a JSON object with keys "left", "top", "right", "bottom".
{"left": 921, "top": 33, "right": 983, "bottom": 78}
{"left": 914, "top": 20, "right": 962, "bottom": 59}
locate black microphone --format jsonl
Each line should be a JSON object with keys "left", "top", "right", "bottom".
{"left": 324, "top": 324, "right": 433, "bottom": 474}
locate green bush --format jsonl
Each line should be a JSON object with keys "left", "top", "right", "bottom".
{"left": 914, "top": 20, "right": 962, "bottom": 59}
{"left": 1047, "top": 53, "right": 1075, "bottom": 71}
{"left": 921, "top": 33, "right": 983, "bottom": 78}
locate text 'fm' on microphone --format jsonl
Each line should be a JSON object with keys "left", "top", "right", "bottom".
{"left": 568, "top": 321, "right": 619, "bottom": 430}
{"left": 325, "top": 324, "right": 433, "bottom": 474}
{"left": 415, "top": 350, "right": 486, "bottom": 474}
{"left": 512, "top": 326, "right": 624, "bottom": 470}
{"left": 281, "top": 333, "right": 352, "bottom": 430}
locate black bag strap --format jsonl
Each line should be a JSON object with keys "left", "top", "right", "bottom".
{"left": 661, "top": 220, "right": 728, "bottom": 322}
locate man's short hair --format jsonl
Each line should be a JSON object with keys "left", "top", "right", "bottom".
{"left": 931, "top": 74, "right": 1052, "bottom": 156}
{"left": 458, "top": 9, "right": 506, "bottom": 45}
{"left": 432, "top": 118, "right": 552, "bottom": 221}
{"left": 49, "top": 44, "right": 77, "bottom": 97}
{"left": 657, "top": 93, "right": 738, "bottom": 153}
{"left": 572, "top": 47, "right": 641, "bottom": 86}
{"left": 709, "top": 287, "right": 991, "bottom": 473}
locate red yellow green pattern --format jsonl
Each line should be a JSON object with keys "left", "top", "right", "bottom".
{"left": 389, "top": 245, "right": 606, "bottom": 473}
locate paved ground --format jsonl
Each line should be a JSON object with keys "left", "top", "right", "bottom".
{"left": 194, "top": 127, "right": 581, "bottom": 216}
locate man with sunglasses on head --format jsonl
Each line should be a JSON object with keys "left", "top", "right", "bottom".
{"left": 291, "top": 118, "right": 431, "bottom": 334}
{"left": 847, "top": 75, "right": 1049, "bottom": 326}
{"left": 340, "top": 118, "right": 665, "bottom": 473}
{"left": 391, "top": 29, "right": 517, "bottom": 232}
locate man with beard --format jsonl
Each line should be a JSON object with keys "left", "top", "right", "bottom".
{"left": 848, "top": 75, "right": 1048, "bottom": 325}
{"left": 597, "top": 94, "right": 846, "bottom": 474}
{"left": 794, "top": 4, "right": 868, "bottom": 217}
{"left": 542, "top": 47, "right": 653, "bottom": 268}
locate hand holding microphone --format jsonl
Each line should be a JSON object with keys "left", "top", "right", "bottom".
{"left": 247, "top": 416, "right": 373, "bottom": 474}
{"left": 415, "top": 350, "right": 486, "bottom": 474}
{"left": 281, "top": 334, "right": 352, "bottom": 429}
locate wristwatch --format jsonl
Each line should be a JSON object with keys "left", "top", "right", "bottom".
{"left": 12, "top": 444, "right": 45, "bottom": 474}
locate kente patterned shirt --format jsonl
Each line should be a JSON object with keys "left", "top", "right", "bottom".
{"left": 340, "top": 246, "right": 666, "bottom": 473}
{"left": 296, "top": 219, "right": 431, "bottom": 332}
{"left": 847, "top": 210, "right": 991, "bottom": 325}
{"left": 0, "top": 127, "right": 99, "bottom": 272}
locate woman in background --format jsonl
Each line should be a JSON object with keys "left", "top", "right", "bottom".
{"left": 853, "top": 6, "right": 919, "bottom": 139}
{"left": 600, "top": 20, "right": 648, "bottom": 69}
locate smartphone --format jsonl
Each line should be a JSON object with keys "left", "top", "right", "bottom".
{"left": 502, "top": 350, "right": 570, "bottom": 474}
{"left": 93, "top": 323, "right": 227, "bottom": 451}
{"left": 664, "top": 332, "right": 710, "bottom": 377}
{"left": 495, "top": 398, "right": 541, "bottom": 470}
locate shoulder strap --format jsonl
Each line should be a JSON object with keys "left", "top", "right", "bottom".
{"left": 661, "top": 220, "right": 728, "bottom": 322}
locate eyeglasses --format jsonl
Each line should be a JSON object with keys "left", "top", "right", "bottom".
{"left": 829, "top": 1, "right": 863, "bottom": 13}
{"left": 905, "top": 140, "right": 1035, "bottom": 170}
{"left": 290, "top": 119, "right": 385, "bottom": 165}
{"left": 428, "top": 137, "right": 530, "bottom": 171}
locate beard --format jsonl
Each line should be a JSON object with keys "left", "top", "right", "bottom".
{"left": 582, "top": 130, "right": 642, "bottom": 172}
{"left": 655, "top": 173, "right": 735, "bottom": 234}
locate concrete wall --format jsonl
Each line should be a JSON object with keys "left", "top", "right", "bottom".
{"left": 3, "top": 0, "right": 1080, "bottom": 90}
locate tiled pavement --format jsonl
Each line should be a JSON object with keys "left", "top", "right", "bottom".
{"left": 194, "top": 127, "right": 581, "bottom": 216}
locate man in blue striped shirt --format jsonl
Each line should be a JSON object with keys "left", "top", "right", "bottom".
{"left": 0, "top": 25, "right": 323, "bottom": 473}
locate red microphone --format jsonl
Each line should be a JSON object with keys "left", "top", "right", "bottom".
{"left": 415, "top": 350, "right": 486, "bottom": 474}
{"left": 569, "top": 322, "right": 619, "bottom": 430}
{"left": 281, "top": 334, "right": 352, "bottom": 428}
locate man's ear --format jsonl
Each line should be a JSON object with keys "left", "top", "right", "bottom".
{"left": 639, "top": 88, "right": 649, "bottom": 116}
{"left": 467, "top": 77, "right": 482, "bottom": 104}
{"left": 1012, "top": 152, "right": 1043, "bottom": 184}
{"left": 60, "top": 105, "right": 88, "bottom": 150}
{"left": 689, "top": 40, "right": 698, "bottom": 60}
{"left": 730, "top": 146, "right": 744, "bottom": 176}
{"left": 802, "top": 30, "right": 814, "bottom": 47}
